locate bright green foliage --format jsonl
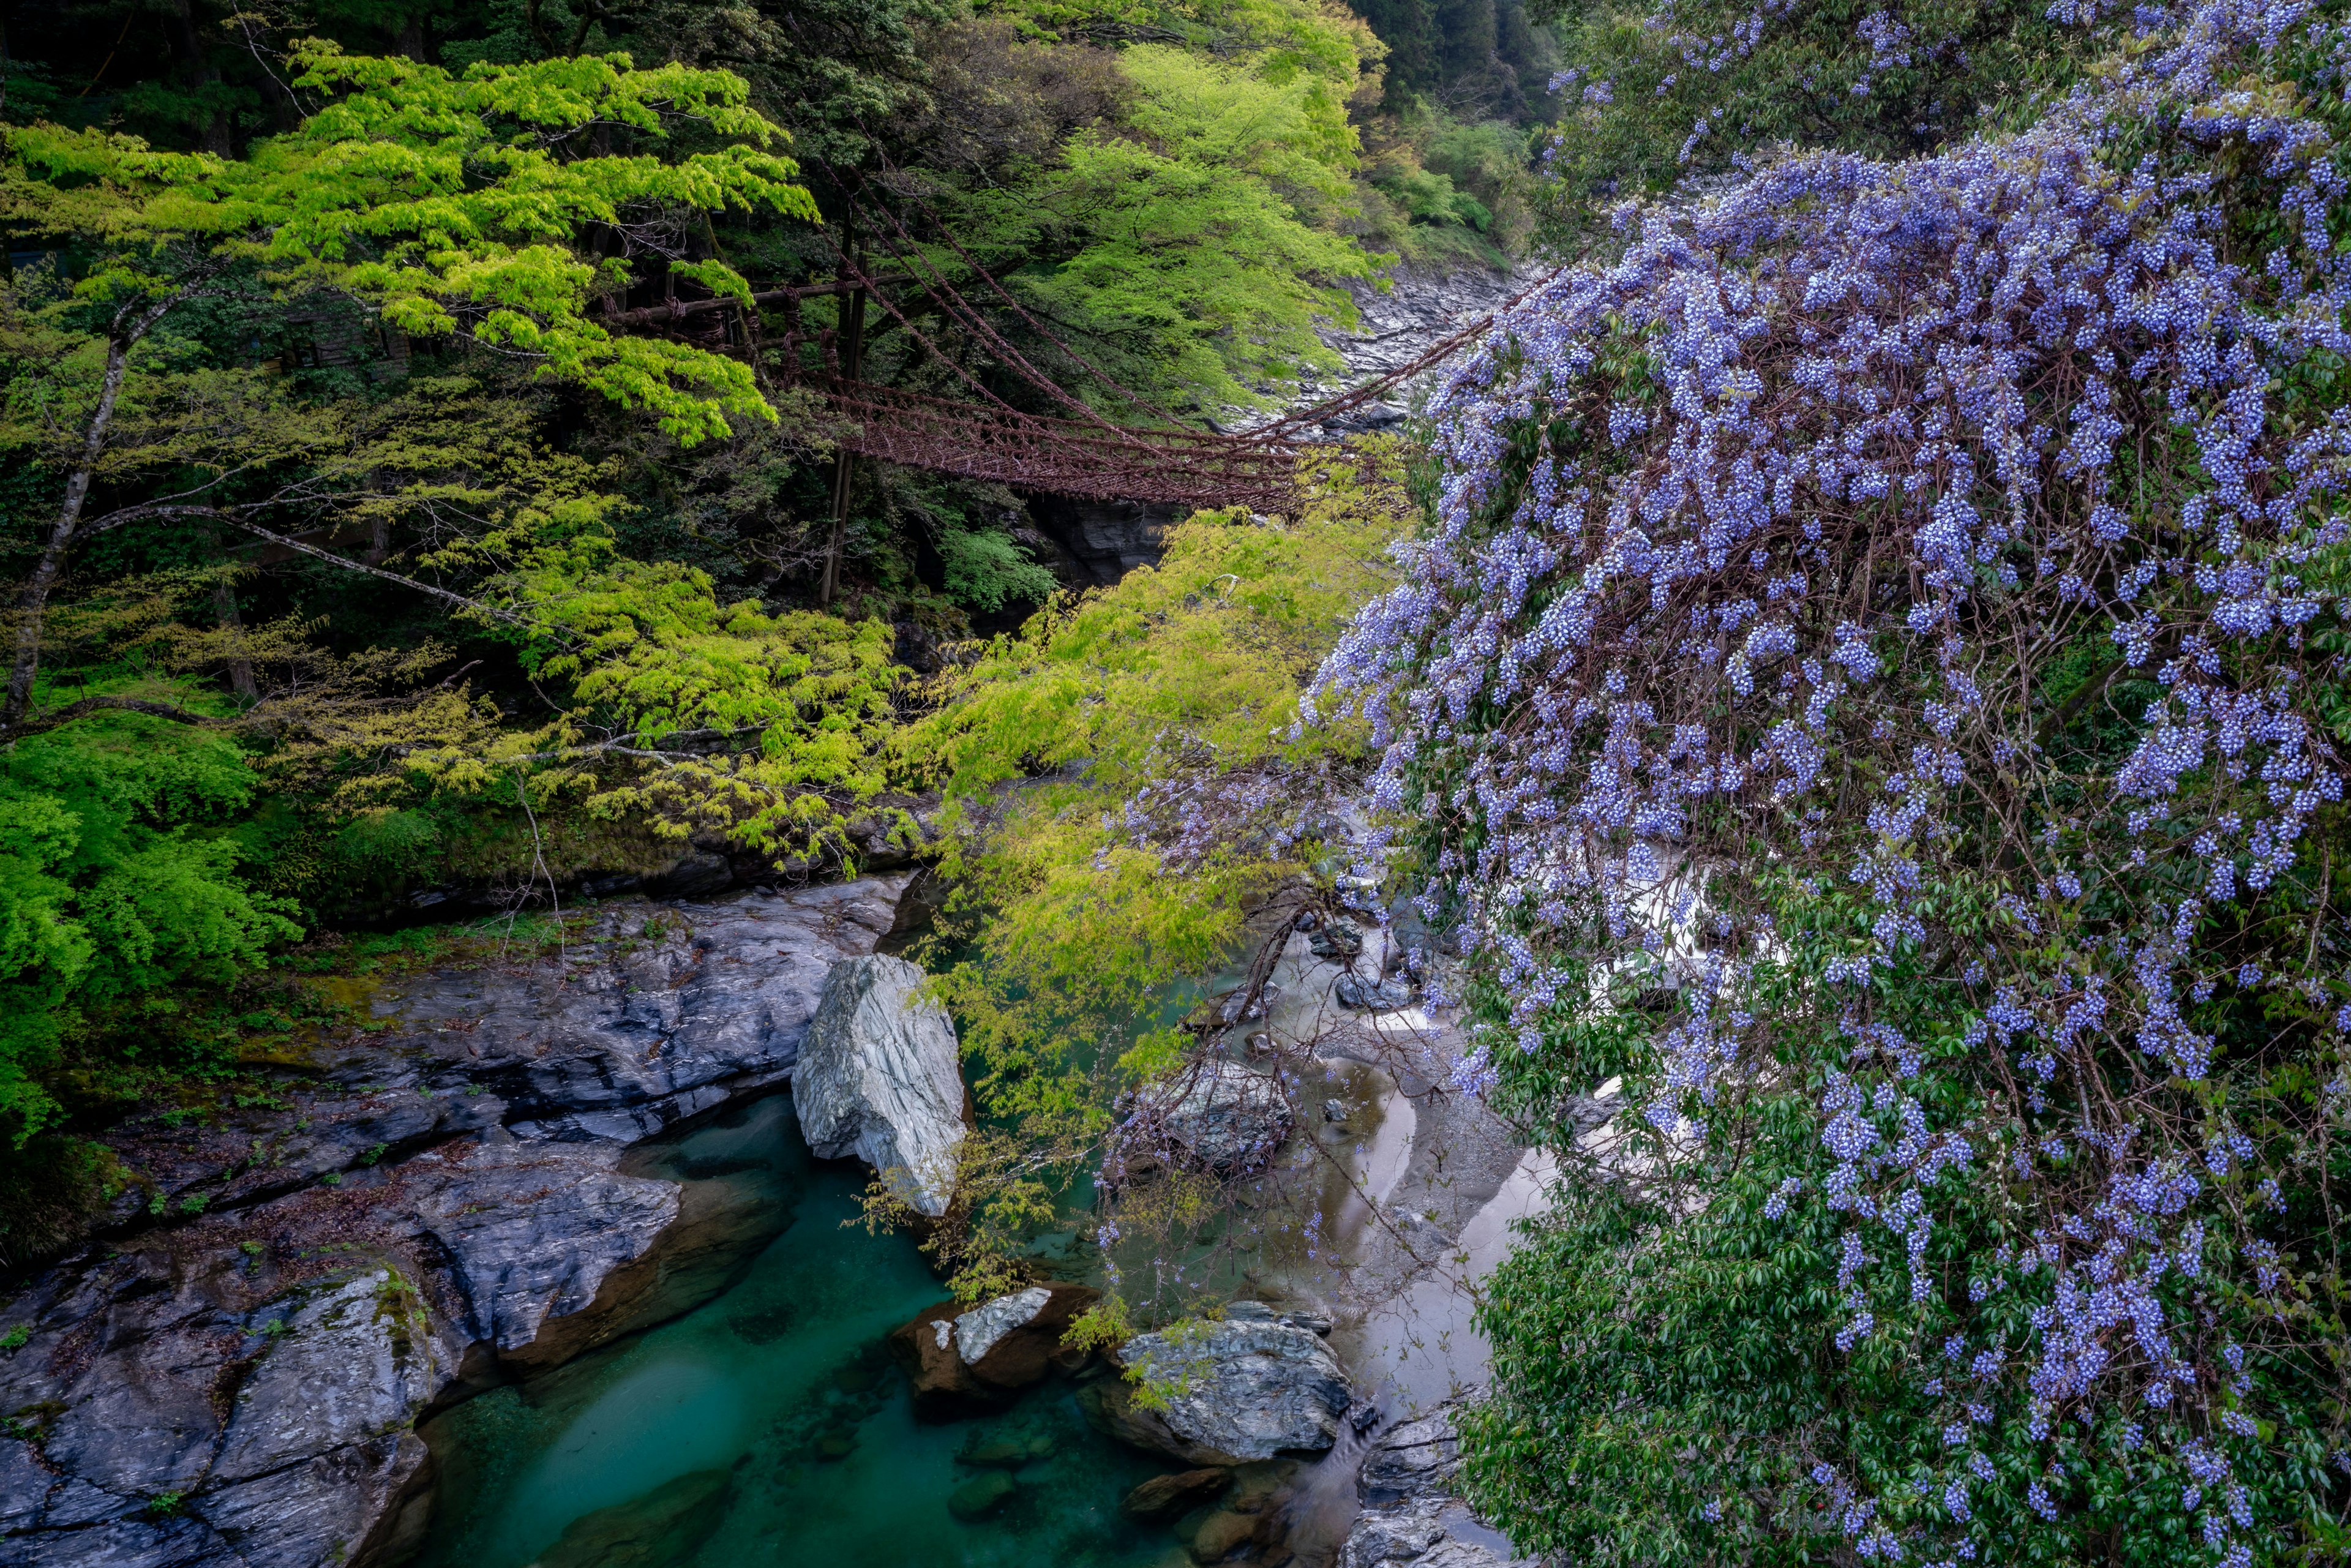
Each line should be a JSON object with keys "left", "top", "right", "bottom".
{"left": 414, "top": 500, "right": 904, "bottom": 860}
{"left": 898, "top": 446, "right": 1412, "bottom": 1298}
{"left": 937, "top": 523, "right": 1062, "bottom": 615}
{"left": 913, "top": 6, "right": 1392, "bottom": 411}
{"left": 1373, "top": 161, "right": 1493, "bottom": 229}
{"left": 1357, "top": 107, "right": 1540, "bottom": 264}
{"left": 2, "top": 42, "right": 815, "bottom": 443}
{"left": 1463, "top": 862, "right": 2351, "bottom": 1566}
{"left": 0, "top": 713, "right": 301, "bottom": 1141}
{"left": 983, "top": 0, "right": 1379, "bottom": 76}
{"left": 1123, "top": 37, "right": 1362, "bottom": 192}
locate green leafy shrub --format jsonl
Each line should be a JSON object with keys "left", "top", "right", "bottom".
{"left": 937, "top": 524, "right": 1062, "bottom": 615}
{"left": 0, "top": 713, "right": 300, "bottom": 1140}
{"left": 896, "top": 445, "right": 1413, "bottom": 1300}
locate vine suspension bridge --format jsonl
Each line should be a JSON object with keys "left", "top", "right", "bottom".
{"left": 602, "top": 192, "right": 1554, "bottom": 514}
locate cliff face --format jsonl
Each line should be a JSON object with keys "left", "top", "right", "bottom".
{"left": 0, "top": 876, "right": 917, "bottom": 1568}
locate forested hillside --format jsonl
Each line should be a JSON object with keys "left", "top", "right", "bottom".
{"left": 0, "top": 0, "right": 1545, "bottom": 1236}
{"left": 7, "top": 0, "right": 2351, "bottom": 1564}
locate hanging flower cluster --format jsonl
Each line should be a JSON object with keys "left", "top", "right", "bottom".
{"left": 1316, "top": 1, "right": 2351, "bottom": 1559}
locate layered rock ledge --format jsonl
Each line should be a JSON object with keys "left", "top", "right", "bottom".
{"left": 0, "top": 876, "right": 918, "bottom": 1568}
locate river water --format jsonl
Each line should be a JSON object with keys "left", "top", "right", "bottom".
{"left": 411, "top": 1093, "right": 1183, "bottom": 1568}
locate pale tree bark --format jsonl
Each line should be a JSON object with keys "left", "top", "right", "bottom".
{"left": 2, "top": 292, "right": 179, "bottom": 735}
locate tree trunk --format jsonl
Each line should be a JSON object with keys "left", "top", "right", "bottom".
{"left": 818, "top": 257, "right": 866, "bottom": 610}
{"left": 163, "top": 0, "right": 233, "bottom": 157}
{"left": 2, "top": 326, "right": 143, "bottom": 732}
{"left": 211, "top": 571, "right": 259, "bottom": 704}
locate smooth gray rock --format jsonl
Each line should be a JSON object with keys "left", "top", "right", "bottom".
{"left": 212, "top": 1271, "right": 450, "bottom": 1484}
{"left": 793, "top": 956, "right": 968, "bottom": 1218}
{"left": 87, "top": 877, "right": 914, "bottom": 1229}
{"left": 1098, "top": 1315, "right": 1353, "bottom": 1464}
{"left": 362, "top": 876, "right": 915, "bottom": 1143}
{"left": 1224, "top": 1299, "right": 1332, "bottom": 1335}
{"left": 0, "top": 1438, "right": 54, "bottom": 1531}
{"left": 1333, "top": 973, "right": 1415, "bottom": 1013}
{"left": 1026, "top": 495, "right": 1180, "bottom": 585}
{"left": 0, "top": 876, "right": 923, "bottom": 1568}
{"left": 191, "top": 1434, "right": 425, "bottom": 1568}
{"left": 1338, "top": 1406, "right": 1526, "bottom": 1568}
{"left": 0, "top": 1515, "right": 227, "bottom": 1567}
{"left": 0, "top": 1251, "right": 463, "bottom": 1568}
{"left": 409, "top": 1139, "right": 680, "bottom": 1354}
{"left": 1125, "top": 1059, "right": 1292, "bottom": 1175}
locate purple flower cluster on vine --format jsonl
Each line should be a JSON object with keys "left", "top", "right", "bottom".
{"left": 1313, "top": 0, "right": 2351, "bottom": 1557}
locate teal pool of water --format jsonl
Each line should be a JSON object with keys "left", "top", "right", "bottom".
{"left": 413, "top": 1093, "right": 1187, "bottom": 1568}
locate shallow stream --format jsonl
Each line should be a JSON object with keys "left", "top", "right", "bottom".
{"left": 411, "top": 1093, "right": 1185, "bottom": 1568}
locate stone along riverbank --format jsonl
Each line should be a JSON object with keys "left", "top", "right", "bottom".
{"left": 0, "top": 869, "right": 1551, "bottom": 1568}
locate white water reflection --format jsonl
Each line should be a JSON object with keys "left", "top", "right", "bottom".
{"left": 1352, "top": 1146, "right": 1559, "bottom": 1416}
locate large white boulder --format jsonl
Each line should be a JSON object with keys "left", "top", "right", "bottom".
{"left": 792, "top": 955, "right": 968, "bottom": 1217}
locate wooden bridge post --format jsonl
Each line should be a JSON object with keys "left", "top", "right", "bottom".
{"left": 818, "top": 233, "right": 866, "bottom": 609}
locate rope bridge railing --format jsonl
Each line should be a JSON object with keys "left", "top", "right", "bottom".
{"left": 604, "top": 200, "right": 1564, "bottom": 510}
{"left": 806, "top": 375, "right": 1303, "bottom": 509}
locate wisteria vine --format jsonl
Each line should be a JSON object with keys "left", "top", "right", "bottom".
{"left": 1317, "top": 1, "right": 2351, "bottom": 1559}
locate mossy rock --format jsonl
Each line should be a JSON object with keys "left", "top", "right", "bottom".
{"left": 528, "top": 1468, "right": 731, "bottom": 1568}
{"left": 946, "top": 1469, "right": 1018, "bottom": 1522}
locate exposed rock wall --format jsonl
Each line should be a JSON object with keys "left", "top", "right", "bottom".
{"left": 0, "top": 876, "right": 917, "bottom": 1568}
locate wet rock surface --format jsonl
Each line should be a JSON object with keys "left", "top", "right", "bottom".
{"left": 792, "top": 955, "right": 969, "bottom": 1218}
{"left": 1026, "top": 495, "right": 1182, "bottom": 588}
{"left": 944, "top": 1469, "right": 1019, "bottom": 1522}
{"left": 1337, "top": 1406, "right": 1528, "bottom": 1568}
{"left": 1121, "top": 1468, "right": 1233, "bottom": 1522}
{"left": 1089, "top": 1307, "right": 1353, "bottom": 1465}
{"left": 888, "top": 1281, "right": 1099, "bottom": 1411}
{"left": 1122, "top": 1059, "right": 1294, "bottom": 1176}
{"left": 0, "top": 1252, "right": 457, "bottom": 1568}
{"left": 0, "top": 876, "right": 920, "bottom": 1568}
{"left": 522, "top": 1468, "right": 732, "bottom": 1568}
{"left": 366, "top": 877, "right": 915, "bottom": 1145}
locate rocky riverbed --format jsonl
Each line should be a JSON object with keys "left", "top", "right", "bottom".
{"left": 0, "top": 877, "right": 919, "bottom": 1567}
{"left": 0, "top": 861, "right": 1554, "bottom": 1568}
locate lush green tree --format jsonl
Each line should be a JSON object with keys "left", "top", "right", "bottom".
{"left": 894, "top": 444, "right": 1411, "bottom": 1301}
{"left": 887, "top": 22, "right": 1390, "bottom": 412}
{"left": 1, "top": 40, "right": 814, "bottom": 731}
